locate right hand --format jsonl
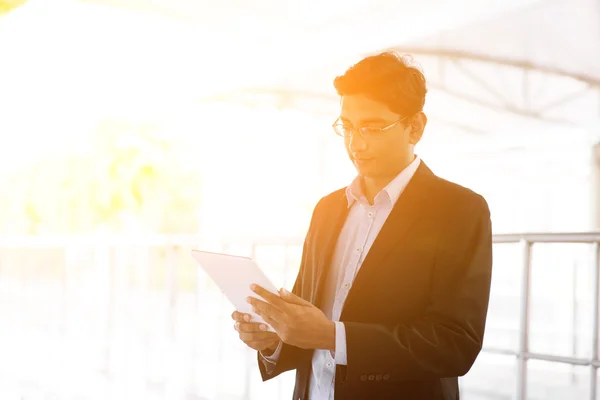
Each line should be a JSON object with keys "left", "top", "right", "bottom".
{"left": 231, "top": 311, "right": 280, "bottom": 353}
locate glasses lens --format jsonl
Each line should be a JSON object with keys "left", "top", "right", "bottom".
{"left": 333, "top": 124, "right": 351, "bottom": 137}
{"left": 359, "top": 127, "right": 383, "bottom": 137}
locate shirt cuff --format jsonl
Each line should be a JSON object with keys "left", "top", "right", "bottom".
{"left": 334, "top": 321, "right": 347, "bottom": 365}
{"left": 260, "top": 340, "right": 283, "bottom": 365}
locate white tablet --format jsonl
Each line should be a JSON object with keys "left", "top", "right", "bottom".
{"left": 191, "top": 250, "right": 280, "bottom": 332}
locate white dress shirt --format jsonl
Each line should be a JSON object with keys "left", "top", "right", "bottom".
{"left": 261, "top": 156, "right": 421, "bottom": 400}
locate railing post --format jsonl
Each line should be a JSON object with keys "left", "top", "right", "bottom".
{"left": 61, "top": 246, "right": 71, "bottom": 336}
{"left": 590, "top": 242, "right": 600, "bottom": 400}
{"left": 517, "top": 239, "right": 533, "bottom": 400}
{"left": 166, "top": 245, "right": 177, "bottom": 340}
{"left": 102, "top": 243, "right": 115, "bottom": 379}
{"left": 243, "top": 243, "right": 258, "bottom": 400}
{"left": 139, "top": 244, "right": 151, "bottom": 386}
{"left": 191, "top": 243, "right": 203, "bottom": 397}
{"left": 591, "top": 143, "right": 600, "bottom": 230}
{"left": 572, "top": 260, "right": 579, "bottom": 386}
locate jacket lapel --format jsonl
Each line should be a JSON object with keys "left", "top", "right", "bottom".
{"left": 342, "top": 162, "right": 436, "bottom": 304}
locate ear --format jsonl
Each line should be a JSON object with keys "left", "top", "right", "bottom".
{"left": 408, "top": 112, "right": 427, "bottom": 145}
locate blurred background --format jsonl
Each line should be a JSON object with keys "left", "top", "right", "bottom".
{"left": 1, "top": 0, "right": 600, "bottom": 399}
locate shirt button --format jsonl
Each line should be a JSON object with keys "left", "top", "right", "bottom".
{"left": 326, "top": 362, "right": 333, "bottom": 368}
{"left": 356, "top": 248, "right": 361, "bottom": 253}
{"left": 367, "top": 211, "right": 373, "bottom": 218}
{"left": 343, "top": 283, "right": 351, "bottom": 289}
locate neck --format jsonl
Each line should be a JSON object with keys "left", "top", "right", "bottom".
{"left": 361, "top": 156, "right": 416, "bottom": 205}
{"left": 360, "top": 176, "right": 391, "bottom": 205}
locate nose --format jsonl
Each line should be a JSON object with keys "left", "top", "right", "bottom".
{"left": 347, "top": 131, "right": 368, "bottom": 152}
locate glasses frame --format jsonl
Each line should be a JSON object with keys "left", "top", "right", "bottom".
{"left": 331, "top": 116, "right": 410, "bottom": 139}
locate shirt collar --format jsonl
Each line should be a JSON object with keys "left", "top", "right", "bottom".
{"left": 345, "top": 156, "right": 421, "bottom": 208}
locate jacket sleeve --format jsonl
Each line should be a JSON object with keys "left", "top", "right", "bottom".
{"left": 258, "top": 340, "right": 283, "bottom": 375}
{"left": 257, "top": 199, "right": 323, "bottom": 381}
{"left": 342, "top": 195, "right": 493, "bottom": 383}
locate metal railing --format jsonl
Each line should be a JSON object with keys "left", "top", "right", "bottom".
{"left": 0, "top": 234, "right": 305, "bottom": 400}
{"left": 0, "top": 232, "right": 598, "bottom": 400}
{"left": 485, "top": 233, "right": 600, "bottom": 400}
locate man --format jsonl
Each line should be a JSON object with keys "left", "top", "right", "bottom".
{"left": 231, "top": 52, "right": 493, "bottom": 400}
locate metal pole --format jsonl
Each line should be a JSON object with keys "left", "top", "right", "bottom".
{"left": 243, "top": 243, "right": 258, "bottom": 400}
{"left": 192, "top": 240, "right": 216, "bottom": 396}
{"left": 572, "top": 260, "right": 579, "bottom": 386}
{"left": 212, "top": 242, "right": 227, "bottom": 398}
{"left": 165, "top": 245, "right": 177, "bottom": 400}
{"left": 593, "top": 143, "right": 600, "bottom": 230}
{"left": 517, "top": 240, "right": 533, "bottom": 400}
{"left": 61, "top": 247, "right": 70, "bottom": 336}
{"left": 104, "top": 245, "right": 115, "bottom": 379}
{"left": 166, "top": 245, "right": 177, "bottom": 340}
{"left": 590, "top": 242, "right": 600, "bottom": 400}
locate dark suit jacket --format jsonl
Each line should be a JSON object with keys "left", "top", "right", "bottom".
{"left": 258, "top": 161, "right": 493, "bottom": 400}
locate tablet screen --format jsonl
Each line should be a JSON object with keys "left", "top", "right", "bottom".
{"left": 192, "top": 250, "right": 280, "bottom": 332}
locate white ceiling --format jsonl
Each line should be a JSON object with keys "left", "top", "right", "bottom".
{"left": 403, "top": 0, "right": 600, "bottom": 84}
{"left": 0, "top": 0, "right": 545, "bottom": 103}
{"left": 1, "top": 0, "right": 597, "bottom": 141}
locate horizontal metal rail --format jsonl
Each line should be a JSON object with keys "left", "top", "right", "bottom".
{"left": 0, "top": 232, "right": 598, "bottom": 247}
{"left": 493, "top": 232, "right": 600, "bottom": 243}
{"left": 0, "top": 232, "right": 599, "bottom": 400}
{"left": 484, "top": 346, "right": 600, "bottom": 367}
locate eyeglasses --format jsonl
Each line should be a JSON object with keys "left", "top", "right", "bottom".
{"left": 332, "top": 116, "right": 409, "bottom": 139}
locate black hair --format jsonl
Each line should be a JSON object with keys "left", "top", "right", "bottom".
{"left": 333, "top": 52, "right": 427, "bottom": 117}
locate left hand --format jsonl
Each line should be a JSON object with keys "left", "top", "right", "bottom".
{"left": 247, "top": 284, "right": 335, "bottom": 351}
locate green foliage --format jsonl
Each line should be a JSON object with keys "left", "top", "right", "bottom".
{"left": 0, "top": 0, "right": 28, "bottom": 15}
{"left": 0, "top": 118, "right": 202, "bottom": 234}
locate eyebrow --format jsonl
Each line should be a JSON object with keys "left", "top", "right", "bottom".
{"left": 340, "top": 116, "right": 388, "bottom": 125}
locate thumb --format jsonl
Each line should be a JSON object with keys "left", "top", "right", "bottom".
{"left": 279, "top": 288, "right": 311, "bottom": 306}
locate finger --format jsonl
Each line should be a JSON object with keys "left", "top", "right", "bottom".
{"left": 254, "top": 308, "right": 281, "bottom": 332}
{"left": 231, "top": 311, "right": 251, "bottom": 322}
{"left": 231, "top": 311, "right": 242, "bottom": 321}
{"left": 279, "top": 288, "right": 312, "bottom": 306}
{"left": 250, "top": 284, "right": 288, "bottom": 310}
{"left": 247, "top": 298, "right": 285, "bottom": 323}
{"left": 235, "top": 322, "right": 269, "bottom": 333}
{"left": 240, "top": 331, "right": 278, "bottom": 343}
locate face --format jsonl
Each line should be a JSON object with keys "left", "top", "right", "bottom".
{"left": 339, "top": 94, "right": 425, "bottom": 180}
